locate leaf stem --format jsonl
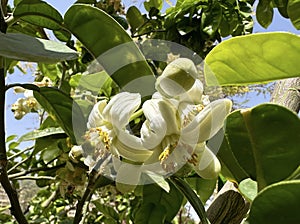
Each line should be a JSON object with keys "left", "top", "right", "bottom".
{"left": 170, "top": 176, "right": 210, "bottom": 224}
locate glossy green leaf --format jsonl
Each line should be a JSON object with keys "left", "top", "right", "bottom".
{"left": 33, "top": 87, "right": 86, "bottom": 144}
{"left": 256, "top": 0, "right": 273, "bottom": 28}
{"left": 201, "top": 2, "right": 223, "bottom": 36}
{"left": 205, "top": 32, "right": 300, "bottom": 86}
{"left": 144, "top": 0, "right": 163, "bottom": 12}
{"left": 142, "top": 172, "right": 170, "bottom": 193}
{"left": 92, "top": 201, "right": 119, "bottom": 221}
{"left": 41, "top": 143, "right": 61, "bottom": 163}
{"left": 64, "top": 4, "right": 156, "bottom": 99}
{"left": 221, "top": 104, "right": 300, "bottom": 190}
{"left": 18, "top": 127, "right": 65, "bottom": 142}
{"left": 134, "top": 203, "right": 166, "bottom": 224}
{"left": 287, "top": 0, "right": 300, "bottom": 29}
{"left": 142, "top": 181, "right": 183, "bottom": 222}
{"left": 171, "top": 177, "right": 210, "bottom": 224}
{"left": 13, "top": 0, "right": 63, "bottom": 30}
{"left": 185, "top": 177, "right": 217, "bottom": 203}
{"left": 248, "top": 180, "right": 300, "bottom": 224}
{"left": 0, "top": 32, "right": 78, "bottom": 63}
{"left": 238, "top": 178, "right": 257, "bottom": 202}
{"left": 126, "top": 6, "right": 145, "bottom": 32}
{"left": 273, "top": 0, "right": 289, "bottom": 18}
{"left": 53, "top": 29, "right": 71, "bottom": 42}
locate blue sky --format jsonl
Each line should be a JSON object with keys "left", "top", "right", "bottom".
{"left": 5, "top": 1, "right": 300, "bottom": 141}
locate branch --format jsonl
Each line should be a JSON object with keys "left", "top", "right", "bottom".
{"left": 270, "top": 77, "right": 300, "bottom": 113}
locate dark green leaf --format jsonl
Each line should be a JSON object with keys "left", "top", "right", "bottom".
{"left": 201, "top": 2, "right": 223, "bottom": 36}
{"left": 248, "top": 180, "right": 300, "bottom": 224}
{"left": 142, "top": 181, "right": 183, "bottom": 222}
{"left": 33, "top": 87, "right": 86, "bottom": 144}
{"left": 64, "top": 4, "right": 156, "bottom": 99}
{"left": 205, "top": 32, "right": 300, "bottom": 86}
{"left": 171, "top": 177, "right": 210, "bottom": 224}
{"left": 13, "top": 0, "right": 63, "bottom": 30}
{"left": 134, "top": 203, "right": 166, "bottom": 224}
{"left": 273, "top": 0, "right": 289, "bottom": 18}
{"left": 287, "top": 0, "right": 300, "bottom": 29}
{"left": 126, "top": 6, "right": 145, "bottom": 32}
{"left": 0, "top": 32, "right": 78, "bottom": 63}
{"left": 53, "top": 29, "right": 71, "bottom": 42}
{"left": 256, "top": 0, "right": 273, "bottom": 28}
{"left": 222, "top": 104, "right": 300, "bottom": 190}
{"left": 185, "top": 177, "right": 217, "bottom": 203}
{"left": 41, "top": 143, "right": 61, "bottom": 163}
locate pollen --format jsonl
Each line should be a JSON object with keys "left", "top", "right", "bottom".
{"left": 159, "top": 141, "right": 177, "bottom": 162}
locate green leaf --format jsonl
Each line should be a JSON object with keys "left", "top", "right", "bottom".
{"left": 41, "top": 143, "right": 61, "bottom": 163}
{"left": 53, "top": 29, "right": 71, "bottom": 42}
{"left": 248, "top": 180, "right": 300, "bottom": 224}
{"left": 204, "top": 32, "right": 300, "bottom": 86}
{"left": 13, "top": 0, "right": 63, "bottom": 30}
{"left": 142, "top": 181, "right": 183, "bottom": 222}
{"left": 134, "top": 203, "right": 166, "bottom": 224}
{"left": 142, "top": 171, "right": 170, "bottom": 193}
{"left": 144, "top": 0, "right": 163, "bottom": 12}
{"left": 201, "top": 2, "right": 223, "bottom": 36}
{"left": 126, "top": 6, "right": 145, "bottom": 32}
{"left": 170, "top": 177, "right": 210, "bottom": 224}
{"left": 33, "top": 87, "right": 86, "bottom": 144}
{"left": 92, "top": 201, "right": 119, "bottom": 221}
{"left": 238, "top": 178, "right": 257, "bottom": 202}
{"left": 0, "top": 32, "right": 78, "bottom": 63}
{"left": 18, "top": 127, "right": 65, "bottom": 142}
{"left": 76, "top": 71, "right": 112, "bottom": 93}
{"left": 256, "top": 0, "right": 273, "bottom": 28}
{"left": 221, "top": 104, "right": 300, "bottom": 190}
{"left": 185, "top": 177, "right": 217, "bottom": 204}
{"left": 273, "top": 0, "right": 289, "bottom": 18}
{"left": 287, "top": 0, "right": 300, "bottom": 29}
{"left": 64, "top": 4, "right": 156, "bottom": 99}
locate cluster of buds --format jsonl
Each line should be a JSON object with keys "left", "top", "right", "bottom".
{"left": 11, "top": 77, "right": 52, "bottom": 120}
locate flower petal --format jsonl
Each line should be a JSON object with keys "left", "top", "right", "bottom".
{"left": 155, "top": 58, "right": 198, "bottom": 98}
{"left": 141, "top": 99, "right": 180, "bottom": 148}
{"left": 87, "top": 100, "right": 107, "bottom": 129}
{"left": 192, "top": 145, "right": 221, "bottom": 179}
{"left": 182, "top": 99, "right": 232, "bottom": 143}
{"left": 103, "top": 92, "right": 141, "bottom": 128}
{"left": 113, "top": 130, "right": 152, "bottom": 162}
{"left": 178, "top": 79, "right": 203, "bottom": 104}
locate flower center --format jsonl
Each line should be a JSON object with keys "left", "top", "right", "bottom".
{"left": 159, "top": 135, "right": 178, "bottom": 162}
{"left": 182, "top": 104, "right": 204, "bottom": 127}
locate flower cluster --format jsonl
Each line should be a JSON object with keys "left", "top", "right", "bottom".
{"left": 11, "top": 77, "right": 52, "bottom": 119}
{"left": 70, "top": 58, "right": 232, "bottom": 190}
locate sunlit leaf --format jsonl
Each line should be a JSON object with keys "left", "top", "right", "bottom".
{"left": 248, "top": 180, "right": 300, "bottom": 224}
{"left": 13, "top": 0, "right": 63, "bottom": 30}
{"left": 205, "top": 32, "right": 300, "bottom": 86}
{"left": 126, "top": 6, "right": 145, "bottom": 32}
{"left": 64, "top": 4, "right": 156, "bottom": 99}
{"left": 0, "top": 32, "right": 78, "bottom": 63}
{"left": 92, "top": 201, "right": 119, "bottom": 221}
{"left": 18, "top": 127, "right": 65, "bottom": 142}
{"left": 238, "top": 178, "right": 257, "bottom": 202}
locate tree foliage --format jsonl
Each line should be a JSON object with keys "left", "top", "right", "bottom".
{"left": 0, "top": 0, "right": 299, "bottom": 224}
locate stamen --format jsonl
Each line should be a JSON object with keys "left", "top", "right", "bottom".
{"left": 188, "top": 153, "right": 198, "bottom": 166}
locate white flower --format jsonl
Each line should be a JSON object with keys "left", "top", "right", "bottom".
{"left": 79, "top": 92, "right": 153, "bottom": 174}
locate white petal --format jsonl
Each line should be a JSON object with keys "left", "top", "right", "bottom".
{"left": 103, "top": 92, "right": 141, "bottom": 128}
{"left": 113, "top": 130, "right": 152, "bottom": 162}
{"left": 87, "top": 100, "right": 107, "bottom": 129}
{"left": 193, "top": 146, "right": 221, "bottom": 179}
{"left": 155, "top": 58, "right": 198, "bottom": 98}
{"left": 179, "top": 79, "right": 203, "bottom": 104}
{"left": 182, "top": 99, "right": 232, "bottom": 143}
{"left": 142, "top": 99, "right": 180, "bottom": 148}
{"left": 24, "top": 90, "right": 34, "bottom": 98}
{"left": 115, "top": 163, "right": 142, "bottom": 185}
